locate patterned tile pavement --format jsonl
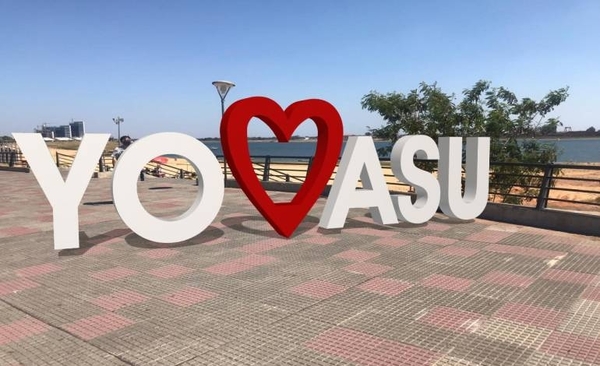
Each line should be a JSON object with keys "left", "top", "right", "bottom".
{"left": 1, "top": 170, "right": 600, "bottom": 365}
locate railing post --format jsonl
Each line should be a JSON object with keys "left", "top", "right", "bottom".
{"left": 56, "top": 151, "right": 60, "bottom": 167}
{"left": 98, "top": 157, "right": 104, "bottom": 172}
{"left": 9, "top": 152, "right": 16, "bottom": 167}
{"left": 263, "top": 156, "right": 271, "bottom": 182}
{"left": 286, "top": 174, "right": 290, "bottom": 182}
{"left": 307, "top": 157, "right": 313, "bottom": 174}
{"left": 536, "top": 163, "right": 554, "bottom": 210}
{"left": 139, "top": 170, "right": 145, "bottom": 181}
{"left": 179, "top": 169, "right": 184, "bottom": 179}
{"left": 223, "top": 157, "right": 228, "bottom": 180}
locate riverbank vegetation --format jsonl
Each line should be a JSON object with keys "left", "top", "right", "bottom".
{"left": 361, "top": 80, "right": 571, "bottom": 204}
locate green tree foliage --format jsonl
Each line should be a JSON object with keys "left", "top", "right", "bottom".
{"left": 361, "top": 80, "right": 569, "bottom": 204}
{"left": 538, "top": 118, "right": 562, "bottom": 135}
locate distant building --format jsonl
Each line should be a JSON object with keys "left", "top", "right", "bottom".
{"left": 55, "top": 125, "right": 72, "bottom": 139}
{"left": 35, "top": 124, "right": 54, "bottom": 139}
{"left": 34, "top": 120, "right": 85, "bottom": 140}
{"left": 70, "top": 121, "right": 85, "bottom": 138}
{"left": 34, "top": 124, "right": 71, "bottom": 139}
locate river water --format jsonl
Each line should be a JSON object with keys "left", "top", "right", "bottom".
{"left": 199, "top": 138, "right": 600, "bottom": 163}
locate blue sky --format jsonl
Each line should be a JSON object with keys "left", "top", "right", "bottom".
{"left": 1, "top": 0, "right": 599, "bottom": 138}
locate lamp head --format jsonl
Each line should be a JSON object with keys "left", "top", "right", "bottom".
{"left": 212, "top": 80, "right": 235, "bottom": 99}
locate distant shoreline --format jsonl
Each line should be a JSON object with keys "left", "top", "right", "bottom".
{"left": 198, "top": 137, "right": 390, "bottom": 142}
{"left": 197, "top": 136, "right": 600, "bottom": 143}
{"left": 528, "top": 137, "right": 600, "bottom": 141}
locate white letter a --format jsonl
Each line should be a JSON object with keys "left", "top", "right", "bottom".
{"left": 319, "top": 136, "right": 398, "bottom": 229}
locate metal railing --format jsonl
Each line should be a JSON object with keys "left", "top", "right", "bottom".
{"left": 0, "top": 148, "right": 27, "bottom": 168}
{"left": 55, "top": 152, "right": 75, "bottom": 169}
{"left": 488, "top": 162, "right": 600, "bottom": 211}
{"left": 216, "top": 155, "right": 600, "bottom": 214}
{"left": 52, "top": 152, "right": 600, "bottom": 214}
{"left": 55, "top": 152, "right": 195, "bottom": 180}
{"left": 218, "top": 155, "right": 417, "bottom": 193}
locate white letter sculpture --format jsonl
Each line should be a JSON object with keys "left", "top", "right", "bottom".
{"left": 319, "top": 136, "right": 398, "bottom": 229}
{"left": 390, "top": 135, "right": 441, "bottom": 224}
{"left": 112, "top": 132, "right": 224, "bottom": 243}
{"left": 12, "top": 133, "right": 110, "bottom": 250}
{"left": 438, "top": 137, "right": 490, "bottom": 220}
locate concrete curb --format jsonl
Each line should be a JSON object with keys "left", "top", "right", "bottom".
{"left": 480, "top": 203, "right": 600, "bottom": 237}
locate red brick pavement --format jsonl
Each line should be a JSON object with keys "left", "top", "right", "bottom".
{"left": 1, "top": 171, "right": 600, "bottom": 365}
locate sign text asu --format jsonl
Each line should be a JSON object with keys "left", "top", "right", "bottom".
{"left": 12, "top": 97, "right": 490, "bottom": 250}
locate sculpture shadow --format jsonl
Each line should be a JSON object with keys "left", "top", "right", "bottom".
{"left": 361, "top": 212, "right": 428, "bottom": 229}
{"left": 221, "top": 215, "right": 320, "bottom": 239}
{"left": 124, "top": 225, "right": 225, "bottom": 249}
{"left": 362, "top": 211, "right": 476, "bottom": 226}
{"left": 220, "top": 213, "right": 423, "bottom": 238}
{"left": 429, "top": 215, "right": 476, "bottom": 225}
{"left": 83, "top": 201, "right": 114, "bottom": 206}
{"left": 58, "top": 228, "right": 132, "bottom": 256}
{"left": 148, "top": 186, "right": 173, "bottom": 190}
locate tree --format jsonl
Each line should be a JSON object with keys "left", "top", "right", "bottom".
{"left": 362, "top": 82, "right": 457, "bottom": 151}
{"left": 361, "top": 80, "right": 569, "bottom": 204}
{"left": 586, "top": 126, "right": 596, "bottom": 133}
{"left": 539, "top": 118, "right": 562, "bottom": 135}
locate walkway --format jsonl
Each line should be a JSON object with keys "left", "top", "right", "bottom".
{"left": 1, "top": 170, "right": 600, "bottom": 365}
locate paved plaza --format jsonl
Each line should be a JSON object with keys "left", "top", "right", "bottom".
{"left": 1, "top": 170, "right": 600, "bottom": 365}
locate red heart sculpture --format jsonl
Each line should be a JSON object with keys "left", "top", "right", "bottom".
{"left": 220, "top": 96, "right": 344, "bottom": 237}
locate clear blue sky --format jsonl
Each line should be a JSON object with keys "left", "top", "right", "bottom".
{"left": 1, "top": 0, "right": 599, "bottom": 138}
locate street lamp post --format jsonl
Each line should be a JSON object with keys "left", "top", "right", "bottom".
{"left": 113, "top": 116, "right": 124, "bottom": 141}
{"left": 210, "top": 80, "right": 235, "bottom": 186}
{"left": 212, "top": 80, "right": 236, "bottom": 116}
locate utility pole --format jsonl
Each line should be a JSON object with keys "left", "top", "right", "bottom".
{"left": 113, "top": 116, "right": 124, "bottom": 141}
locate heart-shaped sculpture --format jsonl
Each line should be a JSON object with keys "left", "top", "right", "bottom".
{"left": 220, "top": 96, "right": 343, "bottom": 237}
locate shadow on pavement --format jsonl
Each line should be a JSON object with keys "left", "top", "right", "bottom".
{"left": 59, "top": 228, "right": 132, "bottom": 256}
{"left": 124, "top": 225, "right": 225, "bottom": 249}
{"left": 221, "top": 215, "right": 320, "bottom": 239}
{"left": 82, "top": 201, "right": 114, "bottom": 205}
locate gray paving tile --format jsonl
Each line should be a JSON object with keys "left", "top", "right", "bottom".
{"left": 2, "top": 170, "right": 600, "bottom": 366}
